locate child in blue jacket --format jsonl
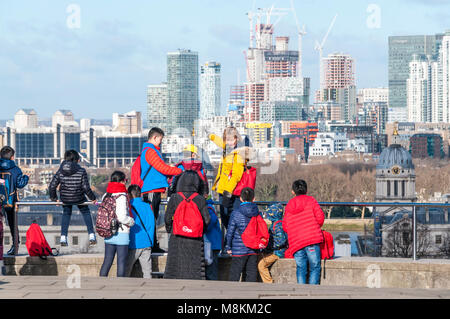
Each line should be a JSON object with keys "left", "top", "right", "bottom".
{"left": 0, "top": 146, "right": 29, "bottom": 255}
{"left": 126, "top": 185, "right": 155, "bottom": 278}
{"left": 258, "top": 203, "right": 287, "bottom": 283}
{"left": 225, "top": 187, "right": 260, "bottom": 282}
{"left": 204, "top": 197, "right": 222, "bottom": 280}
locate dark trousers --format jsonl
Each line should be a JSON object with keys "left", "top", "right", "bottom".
{"left": 219, "top": 195, "right": 241, "bottom": 230}
{"left": 143, "top": 192, "right": 161, "bottom": 248}
{"left": 100, "top": 243, "right": 129, "bottom": 277}
{"left": 4, "top": 206, "right": 19, "bottom": 246}
{"left": 228, "top": 254, "right": 258, "bottom": 282}
{"left": 61, "top": 204, "right": 95, "bottom": 237}
{"left": 205, "top": 250, "right": 220, "bottom": 280}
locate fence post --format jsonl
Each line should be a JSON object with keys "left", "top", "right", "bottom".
{"left": 412, "top": 205, "right": 417, "bottom": 261}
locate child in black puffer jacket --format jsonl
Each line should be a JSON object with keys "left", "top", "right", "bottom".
{"left": 49, "top": 150, "right": 97, "bottom": 247}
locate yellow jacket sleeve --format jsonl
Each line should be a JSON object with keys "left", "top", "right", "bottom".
{"left": 209, "top": 133, "right": 225, "bottom": 150}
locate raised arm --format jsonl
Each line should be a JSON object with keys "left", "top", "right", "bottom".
{"left": 145, "top": 148, "right": 182, "bottom": 176}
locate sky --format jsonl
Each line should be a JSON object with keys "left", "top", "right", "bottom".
{"left": 1, "top": 0, "right": 450, "bottom": 120}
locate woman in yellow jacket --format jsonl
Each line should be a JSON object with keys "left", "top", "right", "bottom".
{"left": 210, "top": 127, "right": 249, "bottom": 230}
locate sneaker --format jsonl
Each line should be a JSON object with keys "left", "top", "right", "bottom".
{"left": 60, "top": 235, "right": 68, "bottom": 247}
{"left": 6, "top": 246, "right": 16, "bottom": 255}
{"left": 89, "top": 233, "right": 97, "bottom": 246}
{"left": 152, "top": 246, "right": 166, "bottom": 254}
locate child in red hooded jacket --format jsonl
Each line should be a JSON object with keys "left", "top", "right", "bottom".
{"left": 283, "top": 179, "right": 324, "bottom": 285}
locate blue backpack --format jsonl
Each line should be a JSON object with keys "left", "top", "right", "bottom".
{"left": 0, "top": 171, "right": 15, "bottom": 208}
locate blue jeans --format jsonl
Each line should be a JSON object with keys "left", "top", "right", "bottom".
{"left": 293, "top": 244, "right": 321, "bottom": 285}
{"left": 61, "top": 204, "right": 95, "bottom": 237}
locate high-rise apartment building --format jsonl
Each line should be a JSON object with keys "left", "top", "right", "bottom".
{"left": 200, "top": 61, "right": 221, "bottom": 119}
{"left": 319, "top": 53, "right": 357, "bottom": 122}
{"left": 322, "top": 53, "right": 355, "bottom": 89}
{"left": 407, "top": 54, "right": 433, "bottom": 122}
{"left": 388, "top": 34, "right": 443, "bottom": 120}
{"left": 441, "top": 31, "right": 450, "bottom": 123}
{"left": 147, "top": 83, "right": 168, "bottom": 130}
{"left": 402, "top": 31, "right": 450, "bottom": 124}
{"left": 167, "top": 49, "right": 199, "bottom": 134}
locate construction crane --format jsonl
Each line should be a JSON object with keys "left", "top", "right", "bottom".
{"left": 314, "top": 14, "right": 338, "bottom": 92}
{"left": 246, "top": 0, "right": 257, "bottom": 48}
{"left": 290, "top": 0, "right": 306, "bottom": 79}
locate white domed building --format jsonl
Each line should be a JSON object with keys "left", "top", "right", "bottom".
{"left": 375, "top": 130, "right": 416, "bottom": 203}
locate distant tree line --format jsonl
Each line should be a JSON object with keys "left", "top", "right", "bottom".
{"left": 253, "top": 159, "right": 450, "bottom": 219}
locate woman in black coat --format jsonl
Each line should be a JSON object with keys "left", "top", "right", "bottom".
{"left": 164, "top": 170, "right": 210, "bottom": 280}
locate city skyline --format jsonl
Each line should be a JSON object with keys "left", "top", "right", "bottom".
{"left": 1, "top": 0, "right": 450, "bottom": 119}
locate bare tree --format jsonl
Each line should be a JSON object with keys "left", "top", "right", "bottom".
{"left": 384, "top": 221, "right": 431, "bottom": 258}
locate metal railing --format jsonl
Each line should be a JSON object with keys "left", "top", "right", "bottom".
{"left": 10, "top": 200, "right": 450, "bottom": 261}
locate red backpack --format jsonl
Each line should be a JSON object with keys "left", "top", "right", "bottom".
{"left": 172, "top": 192, "right": 203, "bottom": 238}
{"left": 130, "top": 147, "right": 152, "bottom": 188}
{"left": 320, "top": 230, "right": 334, "bottom": 260}
{"left": 26, "top": 222, "right": 58, "bottom": 258}
{"left": 241, "top": 215, "right": 270, "bottom": 250}
{"left": 233, "top": 166, "right": 257, "bottom": 196}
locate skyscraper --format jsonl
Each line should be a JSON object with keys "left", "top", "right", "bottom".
{"left": 167, "top": 49, "right": 199, "bottom": 134}
{"left": 147, "top": 83, "right": 168, "bottom": 130}
{"left": 388, "top": 34, "right": 443, "bottom": 120}
{"left": 441, "top": 31, "right": 450, "bottom": 123}
{"left": 407, "top": 54, "right": 432, "bottom": 122}
{"left": 200, "top": 61, "right": 221, "bottom": 119}
{"left": 320, "top": 53, "right": 357, "bottom": 122}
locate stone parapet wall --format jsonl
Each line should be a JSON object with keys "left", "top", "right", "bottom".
{"left": 3, "top": 255, "right": 449, "bottom": 289}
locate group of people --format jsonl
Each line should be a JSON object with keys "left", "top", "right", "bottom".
{"left": 0, "top": 125, "right": 326, "bottom": 285}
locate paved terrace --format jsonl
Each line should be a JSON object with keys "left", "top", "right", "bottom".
{"left": 1, "top": 253, "right": 450, "bottom": 299}
{"left": 0, "top": 275, "right": 449, "bottom": 299}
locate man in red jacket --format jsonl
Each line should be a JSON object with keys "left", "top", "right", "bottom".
{"left": 283, "top": 179, "right": 325, "bottom": 285}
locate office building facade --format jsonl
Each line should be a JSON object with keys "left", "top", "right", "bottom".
{"left": 167, "top": 50, "right": 199, "bottom": 134}
{"left": 200, "top": 61, "right": 221, "bottom": 119}
{"left": 388, "top": 34, "right": 443, "bottom": 116}
{"left": 147, "top": 83, "right": 169, "bottom": 131}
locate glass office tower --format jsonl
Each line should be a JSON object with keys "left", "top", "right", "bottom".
{"left": 388, "top": 34, "right": 443, "bottom": 113}
{"left": 167, "top": 50, "right": 199, "bottom": 134}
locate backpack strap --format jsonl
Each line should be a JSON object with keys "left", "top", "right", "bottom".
{"left": 141, "top": 147, "right": 153, "bottom": 182}
{"left": 131, "top": 205, "right": 153, "bottom": 246}
{"left": 177, "top": 192, "right": 198, "bottom": 202}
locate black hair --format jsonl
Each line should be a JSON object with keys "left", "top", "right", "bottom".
{"left": 110, "top": 170, "right": 126, "bottom": 183}
{"left": 0, "top": 146, "right": 15, "bottom": 160}
{"left": 64, "top": 149, "right": 80, "bottom": 162}
{"left": 292, "top": 179, "right": 307, "bottom": 196}
{"left": 104, "top": 171, "right": 127, "bottom": 199}
{"left": 128, "top": 184, "right": 141, "bottom": 199}
{"left": 240, "top": 187, "right": 255, "bottom": 202}
{"left": 148, "top": 127, "right": 165, "bottom": 140}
